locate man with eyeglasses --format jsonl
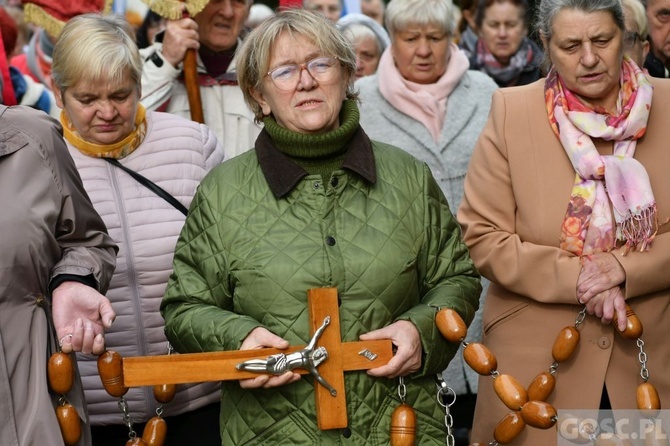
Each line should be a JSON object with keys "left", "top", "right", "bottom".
{"left": 140, "top": 0, "right": 262, "bottom": 159}
{"left": 644, "top": 0, "right": 670, "bottom": 77}
{"left": 623, "top": 0, "right": 650, "bottom": 67}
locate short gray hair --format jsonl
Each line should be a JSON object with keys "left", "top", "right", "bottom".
{"left": 236, "top": 9, "right": 358, "bottom": 123}
{"left": 52, "top": 13, "right": 141, "bottom": 96}
{"left": 622, "top": 0, "right": 649, "bottom": 40}
{"left": 536, "top": 0, "right": 625, "bottom": 43}
{"left": 385, "top": 0, "right": 455, "bottom": 39}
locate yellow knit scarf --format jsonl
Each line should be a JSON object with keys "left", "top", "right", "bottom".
{"left": 60, "top": 105, "right": 147, "bottom": 159}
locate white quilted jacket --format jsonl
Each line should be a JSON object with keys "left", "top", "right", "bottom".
{"left": 69, "top": 111, "right": 225, "bottom": 425}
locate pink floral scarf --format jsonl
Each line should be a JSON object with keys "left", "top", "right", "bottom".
{"left": 546, "top": 57, "right": 657, "bottom": 256}
{"left": 377, "top": 43, "right": 470, "bottom": 143}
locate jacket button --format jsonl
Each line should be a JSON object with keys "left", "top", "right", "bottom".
{"left": 598, "top": 337, "right": 611, "bottom": 349}
{"left": 342, "top": 427, "right": 351, "bottom": 438}
{"left": 313, "top": 181, "right": 321, "bottom": 189}
{"left": 326, "top": 236, "right": 336, "bottom": 246}
{"left": 330, "top": 177, "right": 339, "bottom": 187}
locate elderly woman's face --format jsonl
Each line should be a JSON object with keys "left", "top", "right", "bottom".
{"left": 354, "top": 35, "right": 381, "bottom": 78}
{"left": 54, "top": 73, "right": 139, "bottom": 145}
{"left": 548, "top": 9, "right": 623, "bottom": 110}
{"left": 391, "top": 23, "right": 450, "bottom": 84}
{"left": 546, "top": 9, "right": 623, "bottom": 112}
{"left": 479, "top": 1, "right": 527, "bottom": 65}
{"left": 251, "top": 32, "right": 348, "bottom": 134}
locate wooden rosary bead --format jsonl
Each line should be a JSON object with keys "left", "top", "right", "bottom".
{"left": 493, "top": 411, "right": 526, "bottom": 444}
{"left": 97, "top": 350, "right": 128, "bottom": 398}
{"left": 142, "top": 416, "right": 167, "bottom": 446}
{"left": 552, "top": 326, "right": 580, "bottom": 363}
{"left": 612, "top": 305, "right": 643, "bottom": 340}
{"left": 463, "top": 343, "right": 498, "bottom": 376}
{"left": 637, "top": 382, "right": 661, "bottom": 418}
{"left": 126, "top": 438, "right": 148, "bottom": 446}
{"left": 527, "top": 372, "right": 556, "bottom": 402}
{"left": 520, "top": 401, "right": 557, "bottom": 429}
{"left": 48, "top": 352, "right": 74, "bottom": 395}
{"left": 390, "top": 403, "right": 416, "bottom": 446}
{"left": 56, "top": 402, "right": 82, "bottom": 446}
{"left": 494, "top": 374, "right": 528, "bottom": 411}
{"left": 153, "top": 384, "right": 176, "bottom": 404}
{"left": 435, "top": 308, "right": 467, "bottom": 343}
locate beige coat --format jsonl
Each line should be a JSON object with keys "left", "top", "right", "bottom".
{"left": 0, "top": 105, "right": 116, "bottom": 445}
{"left": 458, "top": 78, "right": 670, "bottom": 445}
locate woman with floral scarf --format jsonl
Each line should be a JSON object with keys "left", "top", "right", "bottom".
{"left": 469, "top": 0, "right": 544, "bottom": 87}
{"left": 459, "top": 0, "right": 670, "bottom": 444}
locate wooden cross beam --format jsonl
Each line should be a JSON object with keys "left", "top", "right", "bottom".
{"left": 99, "top": 288, "right": 393, "bottom": 430}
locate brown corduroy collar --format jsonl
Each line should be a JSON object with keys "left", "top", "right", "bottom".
{"left": 255, "top": 125, "right": 377, "bottom": 199}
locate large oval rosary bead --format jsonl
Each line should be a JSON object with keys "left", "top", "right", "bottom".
{"left": 612, "top": 305, "right": 643, "bottom": 339}
{"left": 494, "top": 374, "right": 528, "bottom": 410}
{"left": 520, "top": 401, "right": 557, "bottom": 429}
{"left": 56, "top": 403, "right": 82, "bottom": 446}
{"left": 97, "top": 350, "right": 128, "bottom": 398}
{"left": 527, "top": 372, "right": 556, "bottom": 402}
{"left": 390, "top": 403, "right": 416, "bottom": 446}
{"left": 494, "top": 411, "right": 526, "bottom": 444}
{"left": 552, "top": 326, "right": 580, "bottom": 363}
{"left": 48, "top": 352, "right": 74, "bottom": 395}
{"left": 435, "top": 308, "right": 467, "bottom": 343}
{"left": 126, "top": 438, "right": 148, "bottom": 446}
{"left": 463, "top": 343, "right": 498, "bottom": 376}
{"left": 153, "top": 384, "right": 177, "bottom": 404}
{"left": 637, "top": 382, "right": 661, "bottom": 417}
{"left": 142, "top": 416, "right": 167, "bottom": 446}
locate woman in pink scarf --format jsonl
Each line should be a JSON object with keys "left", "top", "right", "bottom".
{"left": 459, "top": 0, "right": 670, "bottom": 444}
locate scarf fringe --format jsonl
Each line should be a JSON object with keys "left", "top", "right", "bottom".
{"left": 618, "top": 204, "right": 659, "bottom": 254}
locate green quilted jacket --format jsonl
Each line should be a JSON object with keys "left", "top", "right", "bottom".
{"left": 161, "top": 127, "right": 481, "bottom": 445}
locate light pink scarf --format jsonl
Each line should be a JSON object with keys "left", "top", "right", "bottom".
{"left": 547, "top": 57, "right": 659, "bottom": 255}
{"left": 378, "top": 43, "right": 470, "bottom": 143}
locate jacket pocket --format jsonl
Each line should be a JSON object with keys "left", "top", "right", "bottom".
{"left": 482, "top": 301, "right": 530, "bottom": 336}
{"left": 242, "top": 410, "right": 320, "bottom": 446}
{"left": 368, "top": 394, "right": 446, "bottom": 445}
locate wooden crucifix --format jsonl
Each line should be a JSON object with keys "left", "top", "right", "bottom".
{"left": 98, "top": 288, "right": 393, "bottom": 430}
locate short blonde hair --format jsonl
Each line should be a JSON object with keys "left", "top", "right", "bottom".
{"left": 385, "top": 0, "right": 455, "bottom": 39}
{"left": 237, "top": 9, "right": 358, "bottom": 123}
{"left": 52, "top": 14, "right": 142, "bottom": 96}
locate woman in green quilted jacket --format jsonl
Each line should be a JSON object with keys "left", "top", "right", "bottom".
{"left": 161, "top": 9, "right": 482, "bottom": 445}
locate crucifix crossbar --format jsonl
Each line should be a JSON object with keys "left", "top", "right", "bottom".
{"left": 99, "top": 288, "right": 393, "bottom": 430}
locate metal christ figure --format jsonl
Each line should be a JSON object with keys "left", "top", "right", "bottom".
{"left": 236, "top": 316, "right": 338, "bottom": 396}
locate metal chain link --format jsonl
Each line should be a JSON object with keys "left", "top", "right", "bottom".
{"left": 574, "top": 308, "right": 587, "bottom": 328}
{"left": 436, "top": 374, "right": 456, "bottom": 446}
{"left": 397, "top": 376, "right": 407, "bottom": 403}
{"left": 637, "top": 338, "right": 650, "bottom": 381}
{"left": 117, "top": 396, "right": 136, "bottom": 439}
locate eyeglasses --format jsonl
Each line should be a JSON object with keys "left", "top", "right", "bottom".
{"left": 623, "top": 31, "right": 642, "bottom": 49}
{"left": 266, "top": 57, "right": 340, "bottom": 91}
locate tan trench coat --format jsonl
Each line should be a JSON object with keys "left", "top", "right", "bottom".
{"left": 458, "top": 78, "right": 670, "bottom": 445}
{"left": 0, "top": 105, "right": 116, "bottom": 445}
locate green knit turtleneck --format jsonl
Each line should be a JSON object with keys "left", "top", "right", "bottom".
{"left": 262, "top": 100, "right": 360, "bottom": 180}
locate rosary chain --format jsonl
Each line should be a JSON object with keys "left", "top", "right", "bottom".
{"left": 436, "top": 374, "right": 456, "bottom": 446}
{"left": 397, "top": 376, "right": 407, "bottom": 403}
{"left": 637, "top": 338, "right": 650, "bottom": 381}
{"left": 117, "top": 396, "right": 137, "bottom": 439}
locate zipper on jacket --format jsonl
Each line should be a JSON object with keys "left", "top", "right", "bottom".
{"left": 107, "top": 163, "right": 158, "bottom": 415}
